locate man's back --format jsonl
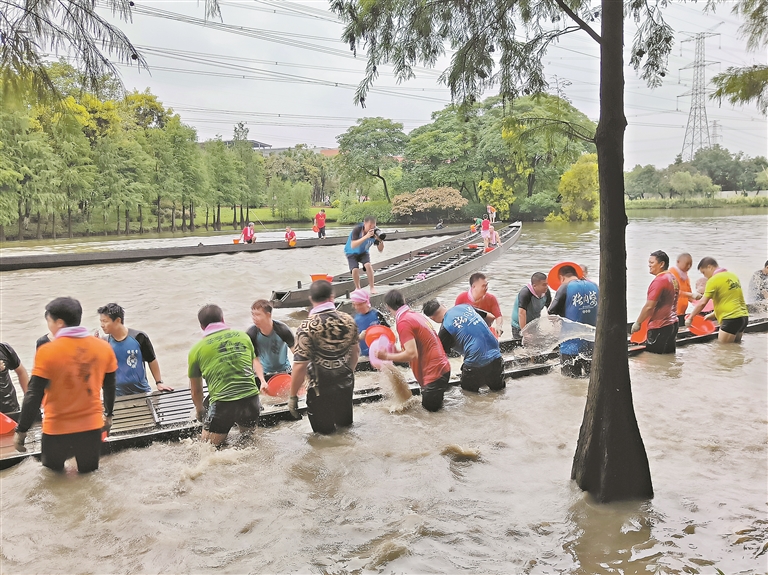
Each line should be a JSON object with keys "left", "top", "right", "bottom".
{"left": 441, "top": 305, "right": 500, "bottom": 367}
{"left": 32, "top": 336, "right": 117, "bottom": 435}
{"left": 188, "top": 329, "right": 258, "bottom": 403}
{"left": 705, "top": 272, "right": 748, "bottom": 321}
{"left": 294, "top": 309, "right": 358, "bottom": 390}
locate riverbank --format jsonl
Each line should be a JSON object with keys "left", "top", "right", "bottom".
{"left": 626, "top": 195, "right": 768, "bottom": 210}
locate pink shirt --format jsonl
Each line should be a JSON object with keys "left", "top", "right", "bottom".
{"left": 647, "top": 272, "right": 679, "bottom": 330}
{"left": 395, "top": 309, "right": 450, "bottom": 387}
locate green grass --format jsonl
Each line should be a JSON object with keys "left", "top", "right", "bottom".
{"left": 625, "top": 196, "right": 768, "bottom": 210}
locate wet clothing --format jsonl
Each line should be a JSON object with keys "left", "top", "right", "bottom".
{"left": 21, "top": 335, "right": 117, "bottom": 436}
{"left": 720, "top": 316, "right": 749, "bottom": 335}
{"left": 294, "top": 304, "right": 358, "bottom": 433}
{"left": 394, "top": 308, "right": 451, "bottom": 388}
{"left": 748, "top": 269, "right": 768, "bottom": 302}
{"left": 669, "top": 267, "right": 692, "bottom": 315}
{"left": 703, "top": 271, "right": 749, "bottom": 323}
{"left": 35, "top": 334, "right": 52, "bottom": 349}
{"left": 421, "top": 372, "right": 452, "bottom": 412}
{"left": 0, "top": 343, "right": 22, "bottom": 414}
{"left": 188, "top": 329, "right": 259, "bottom": 404}
{"left": 106, "top": 329, "right": 157, "bottom": 397}
{"left": 246, "top": 321, "right": 294, "bottom": 376}
{"left": 437, "top": 305, "right": 501, "bottom": 368}
{"left": 511, "top": 286, "right": 552, "bottom": 331}
{"left": 646, "top": 323, "right": 678, "bottom": 354}
{"left": 454, "top": 291, "right": 502, "bottom": 322}
{"left": 204, "top": 394, "right": 261, "bottom": 434}
{"left": 549, "top": 278, "right": 599, "bottom": 358}
{"left": 459, "top": 357, "right": 505, "bottom": 393}
{"left": 646, "top": 272, "right": 679, "bottom": 330}
{"left": 40, "top": 429, "right": 102, "bottom": 473}
{"left": 354, "top": 309, "right": 389, "bottom": 356}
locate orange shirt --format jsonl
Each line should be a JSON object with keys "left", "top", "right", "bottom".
{"left": 32, "top": 336, "right": 117, "bottom": 435}
{"left": 669, "top": 267, "right": 692, "bottom": 316}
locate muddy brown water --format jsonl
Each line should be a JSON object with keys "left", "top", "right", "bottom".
{"left": 1, "top": 210, "right": 766, "bottom": 573}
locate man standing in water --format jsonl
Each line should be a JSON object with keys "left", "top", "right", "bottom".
{"left": 548, "top": 265, "right": 599, "bottom": 377}
{"left": 0, "top": 343, "right": 29, "bottom": 414}
{"left": 246, "top": 300, "right": 294, "bottom": 390}
{"left": 455, "top": 272, "right": 503, "bottom": 336}
{"left": 188, "top": 304, "right": 261, "bottom": 446}
{"left": 344, "top": 216, "right": 384, "bottom": 292}
{"left": 377, "top": 290, "right": 451, "bottom": 411}
{"left": 669, "top": 253, "right": 698, "bottom": 323}
{"left": 687, "top": 257, "right": 749, "bottom": 343}
{"left": 14, "top": 297, "right": 117, "bottom": 473}
{"left": 288, "top": 281, "right": 359, "bottom": 434}
{"left": 423, "top": 299, "right": 504, "bottom": 393}
{"left": 631, "top": 251, "right": 680, "bottom": 354}
{"left": 98, "top": 303, "right": 172, "bottom": 396}
{"left": 510, "top": 272, "right": 552, "bottom": 340}
{"left": 350, "top": 289, "right": 389, "bottom": 357}
{"left": 748, "top": 260, "right": 768, "bottom": 305}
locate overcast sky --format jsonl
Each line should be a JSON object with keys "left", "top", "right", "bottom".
{"left": 98, "top": 0, "right": 766, "bottom": 167}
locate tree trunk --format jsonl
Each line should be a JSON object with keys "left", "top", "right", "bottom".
{"left": 570, "top": 0, "right": 653, "bottom": 503}
{"left": 527, "top": 171, "right": 536, "bottom": 198}
{"left": 157, "top": 195, "right": 162, "bottom": 233}
{"left": 36, "top": 211, "right": 42, "bottom": 239}
{"left": 17, "top": 201, "right": 23, "bottom": 241}
{"left": 190, "top": 201, "right": 196, "bottom": 232}
{"left": 139, "top": 204, "right": 144, "bottom": 234}
{"left": 376, "top": 168, "right": 391, "bottom": 202}
{"left": 171, "top": 206, "right": 177, "bottom": 232}
{"left": 216, "top": 204, "right": 221, "bottom": 231}
{"left": 245, "top": 205, "right": 250, "bottom": 223}
{"left": 239, "top": 204, "right": 244, "bottom": 227}
{"left": 0, "top": 225, "right": 4, "bottom": 242}
{"left": 116, "top": 207, "right": 120, "bottom": 234}
{"left": 125, "top": 208, "right": 130, "bottom": 234}
{"left": 471, "top": 181, "right": 480, "bottom": 203}
{"left": 51, "top": 212, "right": 57, "bottom": 240}
{"left": 205, "top": 206, "right": 209, "bottom": 231}
{"left": 181, "top": 203, "right": 187, "bottom": 232}
{"left": 232, "top": 204, "right": 238, "bottom": 229}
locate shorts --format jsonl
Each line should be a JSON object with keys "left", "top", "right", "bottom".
{"left": 646, "top": 322, "right": 678, "bottom": 354}
{"left": 346, "top": 252, "right": 371, "bottom": 271}
{"left": 305, "top": 384, "right": 354, "bottom": 434}
{"left": 205, "top": 394, "right": 261, "bottom": 434}
{"left": 41, "top": 428, "right": 102, "bottom": 473}
{"left": 720, "top": 315, "right": 748, "bottom": 335}
{"left": 480, "top": 229, "right": 491, "bottom": 239}
{"left": 460, "top": 357, "right": 505, "bottom": 392}
{"left": 421, "top": 372, "right": 451, "bottom": 412}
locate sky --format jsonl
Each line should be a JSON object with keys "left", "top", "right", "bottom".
{"left": 95, "top": 0, "right": 767, "bottom": 168}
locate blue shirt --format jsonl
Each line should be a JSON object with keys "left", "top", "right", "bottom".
{"left": 108, "top": 329, "right": 155, "bottom": 396}
{"left": 549, "top": 279, "right": 599, "bottom": 355}
{"left": 438, "top": 304, "right": 501, "bottom": 367}
{"left": 354, "top": 309, "right": 389, "bottom": 356}
{"left": 246, "top": 321, "right": 294, "bottom": 376}
{"left": 344, "top": 223, "right": 376, "bottom": 255}
{"left": 511, "top": 285, "right": 552, "bottom": 329}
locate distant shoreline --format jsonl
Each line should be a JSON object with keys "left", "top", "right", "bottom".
{"left": 625, "top": 196, "right": 768, "bottom": 210}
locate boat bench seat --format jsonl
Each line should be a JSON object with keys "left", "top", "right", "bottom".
{"left": 111, "top": 385, "right": 207, "bottom": 436}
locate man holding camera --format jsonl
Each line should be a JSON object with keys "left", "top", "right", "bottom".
{"left": 344, "top": 215, "right": 385, "bottom": 293}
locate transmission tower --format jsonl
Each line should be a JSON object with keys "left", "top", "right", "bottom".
{"left": 711, "top": 120, "right": 721, "bottom": 146}
{"left": 679, "top": 32, "right": 720, "bottom": 161}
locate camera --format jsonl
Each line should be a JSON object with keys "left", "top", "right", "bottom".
{"left": 373, "top": 228, "right": 387, "bottom": 242}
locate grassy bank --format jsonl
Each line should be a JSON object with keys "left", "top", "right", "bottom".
{"left": 625, "top": 196, "right": 768, "bottom": 210}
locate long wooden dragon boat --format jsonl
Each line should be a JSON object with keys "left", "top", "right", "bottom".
{"left": 3, "top": 316, "right": 765, "bottom": 470}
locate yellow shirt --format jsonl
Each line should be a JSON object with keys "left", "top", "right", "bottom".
{"left": 704, "top": 271, "right": 748, "bottom": 322}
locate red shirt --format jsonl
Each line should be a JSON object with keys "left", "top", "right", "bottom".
{"left": 242, "top": 227, "right": 254, "bottom": 241}
{"left": 481, "top": 219, "right": 490, "bottom": 231}
{"left": 454, "top": 291, "right": 502, "bottom": 319}
{"left": 285, "top": 230, "right": 296, "bottom": 241}
{"left": 315, "top": 212, "right": 326, "bottom": 227}
{"left": 395, "top": 310, "right": 450, "bottom": 386}
{"left": 647, "top": 272, "right": 679, "bottom": 329}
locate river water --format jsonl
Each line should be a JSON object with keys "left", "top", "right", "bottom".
{"left": 1, "top": 210, "right": 766, "bottom": 573}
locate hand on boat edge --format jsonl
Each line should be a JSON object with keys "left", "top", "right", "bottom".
{"left": 14, "top": 431, "right": 27, "bottom": 452}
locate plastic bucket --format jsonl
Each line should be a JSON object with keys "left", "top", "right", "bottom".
{"left": 264, "top": 373, "right": 292, "bottom": 397}
{"left": 547, "top": 262, "right": 584, "bottom": 290}
{"left": 311, "top": 274, "right": 330, "bottom": 282}
{"left": 289, "top": 239, "right": 296, "bottom": 247}
{"left": 0, "top": 413, "right": 17, "bottom": 435}
{"left": 688, "top": 315, "right": 717, "bottom": 336}
{"left": 233, "top": 238, "right": 240, "bottom": 244}
{"left": 468, "top": 244, "right": 478, "bottom": 249}
{"left": 312, "top": 225, "right": 319, "bottom": 233}
{"left": 629, "top": 320, "right": 649, "bottom": 344}
{"left": 470, "top": 225, "right": 476, "bottom": 233}
{"left": 365, "top": 325, "right": 396, "bottom": 348}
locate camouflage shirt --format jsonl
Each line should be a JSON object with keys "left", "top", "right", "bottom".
{"left": 294, "top": 308, "right": 358, "bottom": 391}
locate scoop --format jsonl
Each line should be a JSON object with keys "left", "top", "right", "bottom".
{"left": 629, "top": 319, "right": 649, "bottom": 344}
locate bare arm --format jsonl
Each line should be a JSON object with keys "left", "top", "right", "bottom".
{"left": 190, "top": 377, "right": 204, "bottom": 419}
{"left": 290, "top": 362, "right": 309, "bottom": 397}
{"left": 378, "top": 339, "right": 418, "bottom": 363}
{"left": 15, "top": 364, "right": 29, "bottom": 393}
{"left": 349, "top": 344, "right": 360, "bottom": 371}
{"left": 688, "top": 296, "right": 711, "bottom": 320}
{"left": 635, "top": 299, "right": 657, "bottom": 325}
{"left": 350, "top": 229, "right": 375, "bottom": 249}
{"left": 376, "top": 241, "right": 384, "bottom": 253}
{"left": 148, "top": 359, "right": 172, "bottom": 392}
{"left": 518, "top": 308, "right": 528, "bottom": 330}
{"left": 253, "top": 357, "right": 267, "bottom": 388}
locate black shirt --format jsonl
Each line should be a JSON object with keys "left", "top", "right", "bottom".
{"left": 0, "top": 343, "right": 22, "bottom": 413}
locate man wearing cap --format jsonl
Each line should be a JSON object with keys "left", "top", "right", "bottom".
{"left": 547, "top": 264, "right": 599, "bottom": 377}
{"left": 423, "top": 299, "right": 504, "bottom": 393}
{"left": 350, "top": 289, "right": 390, "bottom": 357}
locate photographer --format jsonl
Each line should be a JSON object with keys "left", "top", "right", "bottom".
{"left": 344, "top": 216, "right": 385, "bottom": 293}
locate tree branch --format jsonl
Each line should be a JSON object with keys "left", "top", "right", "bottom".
{"left": 552, "top": 0, "right": 601, "bottom": 44}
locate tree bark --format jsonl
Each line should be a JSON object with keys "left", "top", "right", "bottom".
{"left": 216, "top": 203, "right": 221, "bottom": 231}
{"left": 190, "top": 201, "right": 196, "bottom": 232}
{"left": 125, "top": 208, "right": 130, "bottom": 235}
{"left": 68, "top": 205, "right": 73, "bottom": 238}
{"left": 232, "top": 204, "right": 238, "bottom": 229}
{"left": 116, "top": 207, "right": 121, "bottom": 234}
{"left": 205, "top": 206, "right": 209, "bottom": 231}
{"left": 139, "top": 204, "right": 144, "bottom": 234}
{"left": 157, "top": 195, "right": 162, "bottom": 233}
{"left": 0, "top": 225, "right": 4, "bottom": 243}
{"left": 239, "top": 204, "right": 244, "bottom": 227}
{"left": 36, "top": 211, "right": 42, "bottom": 239}
{"left": 570, "top": 0, "right": 653, "bottom": 503}
{"left": 181, "top": 203, "right": 187, "bottom": 232}
{"left": 376, "top": 168, "right": 391, "bottom": 202}
{"left": 51, "top": 212, "right": 57, "bottom": 240}
{"left": 17, "top": 201, "right": 23, "bottom": 241}
{"left": 171, "top": 206, "right": 177, "bottom": 232}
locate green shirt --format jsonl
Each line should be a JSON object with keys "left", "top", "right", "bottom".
{"left": 188, "top": 329, "right": 259, "bottom": 403}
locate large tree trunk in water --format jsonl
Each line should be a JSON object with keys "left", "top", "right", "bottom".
{"left": 125, "top": 208, "right": 130, "bottom": 234}
{"left": 171, "top": 206, "right": 177, "bottom": 232}
{"left": 36, "top": 211, "right": 42, "bottom": 239}
{"left": 570, "top": 0, "right": 653, "bottom": 503}
{"left": 190, "top": 201, "right": 195, "bottom": 232}
{"left": 139, "top": 204, "right": 144, "bottom": 234}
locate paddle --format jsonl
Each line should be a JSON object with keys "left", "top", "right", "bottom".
{"left": 630, "top": 319, "right": 649, "bottom": 344}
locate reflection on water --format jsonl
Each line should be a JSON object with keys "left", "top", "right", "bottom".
{"left": 0, "top": 212, "right": 766, "bottom": 573}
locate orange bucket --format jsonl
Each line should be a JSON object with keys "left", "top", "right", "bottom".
{"left": 547, "top": 262, "right": 584, "bottom": 290}
{"left": 312, "top": 225, "right": 319, "bottom": 233}
{"left": 470, "top": 225, "right": 476, "bottom": 233}
{"left": 233, "top": 238, "right": 240, "bottom": 244}
{"left": 289, "top": 239, "right": 296, "bottom": 247}
{"left": 311, "top": 274, "right": 330, "bottom": 282}
{"left": 688, "top": 315, "right": 717, "bottom": 336}
{"left": 630, "top": 320, "right": 649, "bottom": 344}
{"left": 264, "top": 373, "right": 292, "bottom": 396}
{"left": 365, "top": 325, "right": 396, "bottom": 348}
{"left": 468, "top": 244, "right": 478, "bottom": 249}
{"left": 0, "top": 413, "right": 17, "bottom": 435}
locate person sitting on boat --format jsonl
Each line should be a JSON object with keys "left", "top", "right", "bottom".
{"left": 455, "top": 272, "right": 503, "bottom": 337}
{"left": 285, "top": 227, "right": 297, "bottom": 245}
{"left": 480, "top": 214, "right": 492, "bottom": 249}
{"left": 548, "top": 265, "right": 599, "bottom": 378}
{"left": 686, "top": 257, "right": 749, "bottom": 344}
{"left": 0, "top": 343, "right": 29, "bottom": 414}
{"left": 669, "top": 253, "right": 700, "bottom": 324}
{"left": 435, "top": 219, "right": 444, "bottom": 230}
{"left": 423, "top": 299, "right": 504, "bottom": 393}
{"left": 97, "top": 303, "right": 172, "bottom": 396}
{"left": 287, "top": 281, "right": 360, "bottom": 434}
{"left": 238, "top": 222, "right": 256, "bottom": 244}
{"left": 188, "top": 305, "right": 261, "bottom": 447}
{"left": 350, "top": 289, "right": 390, "bottom": 357}
{"left": 748, "top": 260, "right": 768, "bottom": 306}
{"left": 14, "top": 297, "right": 117, "bottom": 473}
{"left": 246, "top": 299, "right": 295, "bottom": 390}
{"left": 314, "top": 209, "right": 327, "bottom": 239}
{"left": 631, "top": 250, "right": 680, "bottom": 354}
{"left": 376, "top": 290, "right": 451, "bottom": 412}
{"left": 510, "top": 272, "right": 552, "bottom": 340}
{"left": 344, "top": 216, "right": 385, "bottom": 293}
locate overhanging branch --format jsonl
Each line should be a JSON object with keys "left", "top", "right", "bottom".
{"left": 552, "top": 0, "right": 602, "bottom": 44}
